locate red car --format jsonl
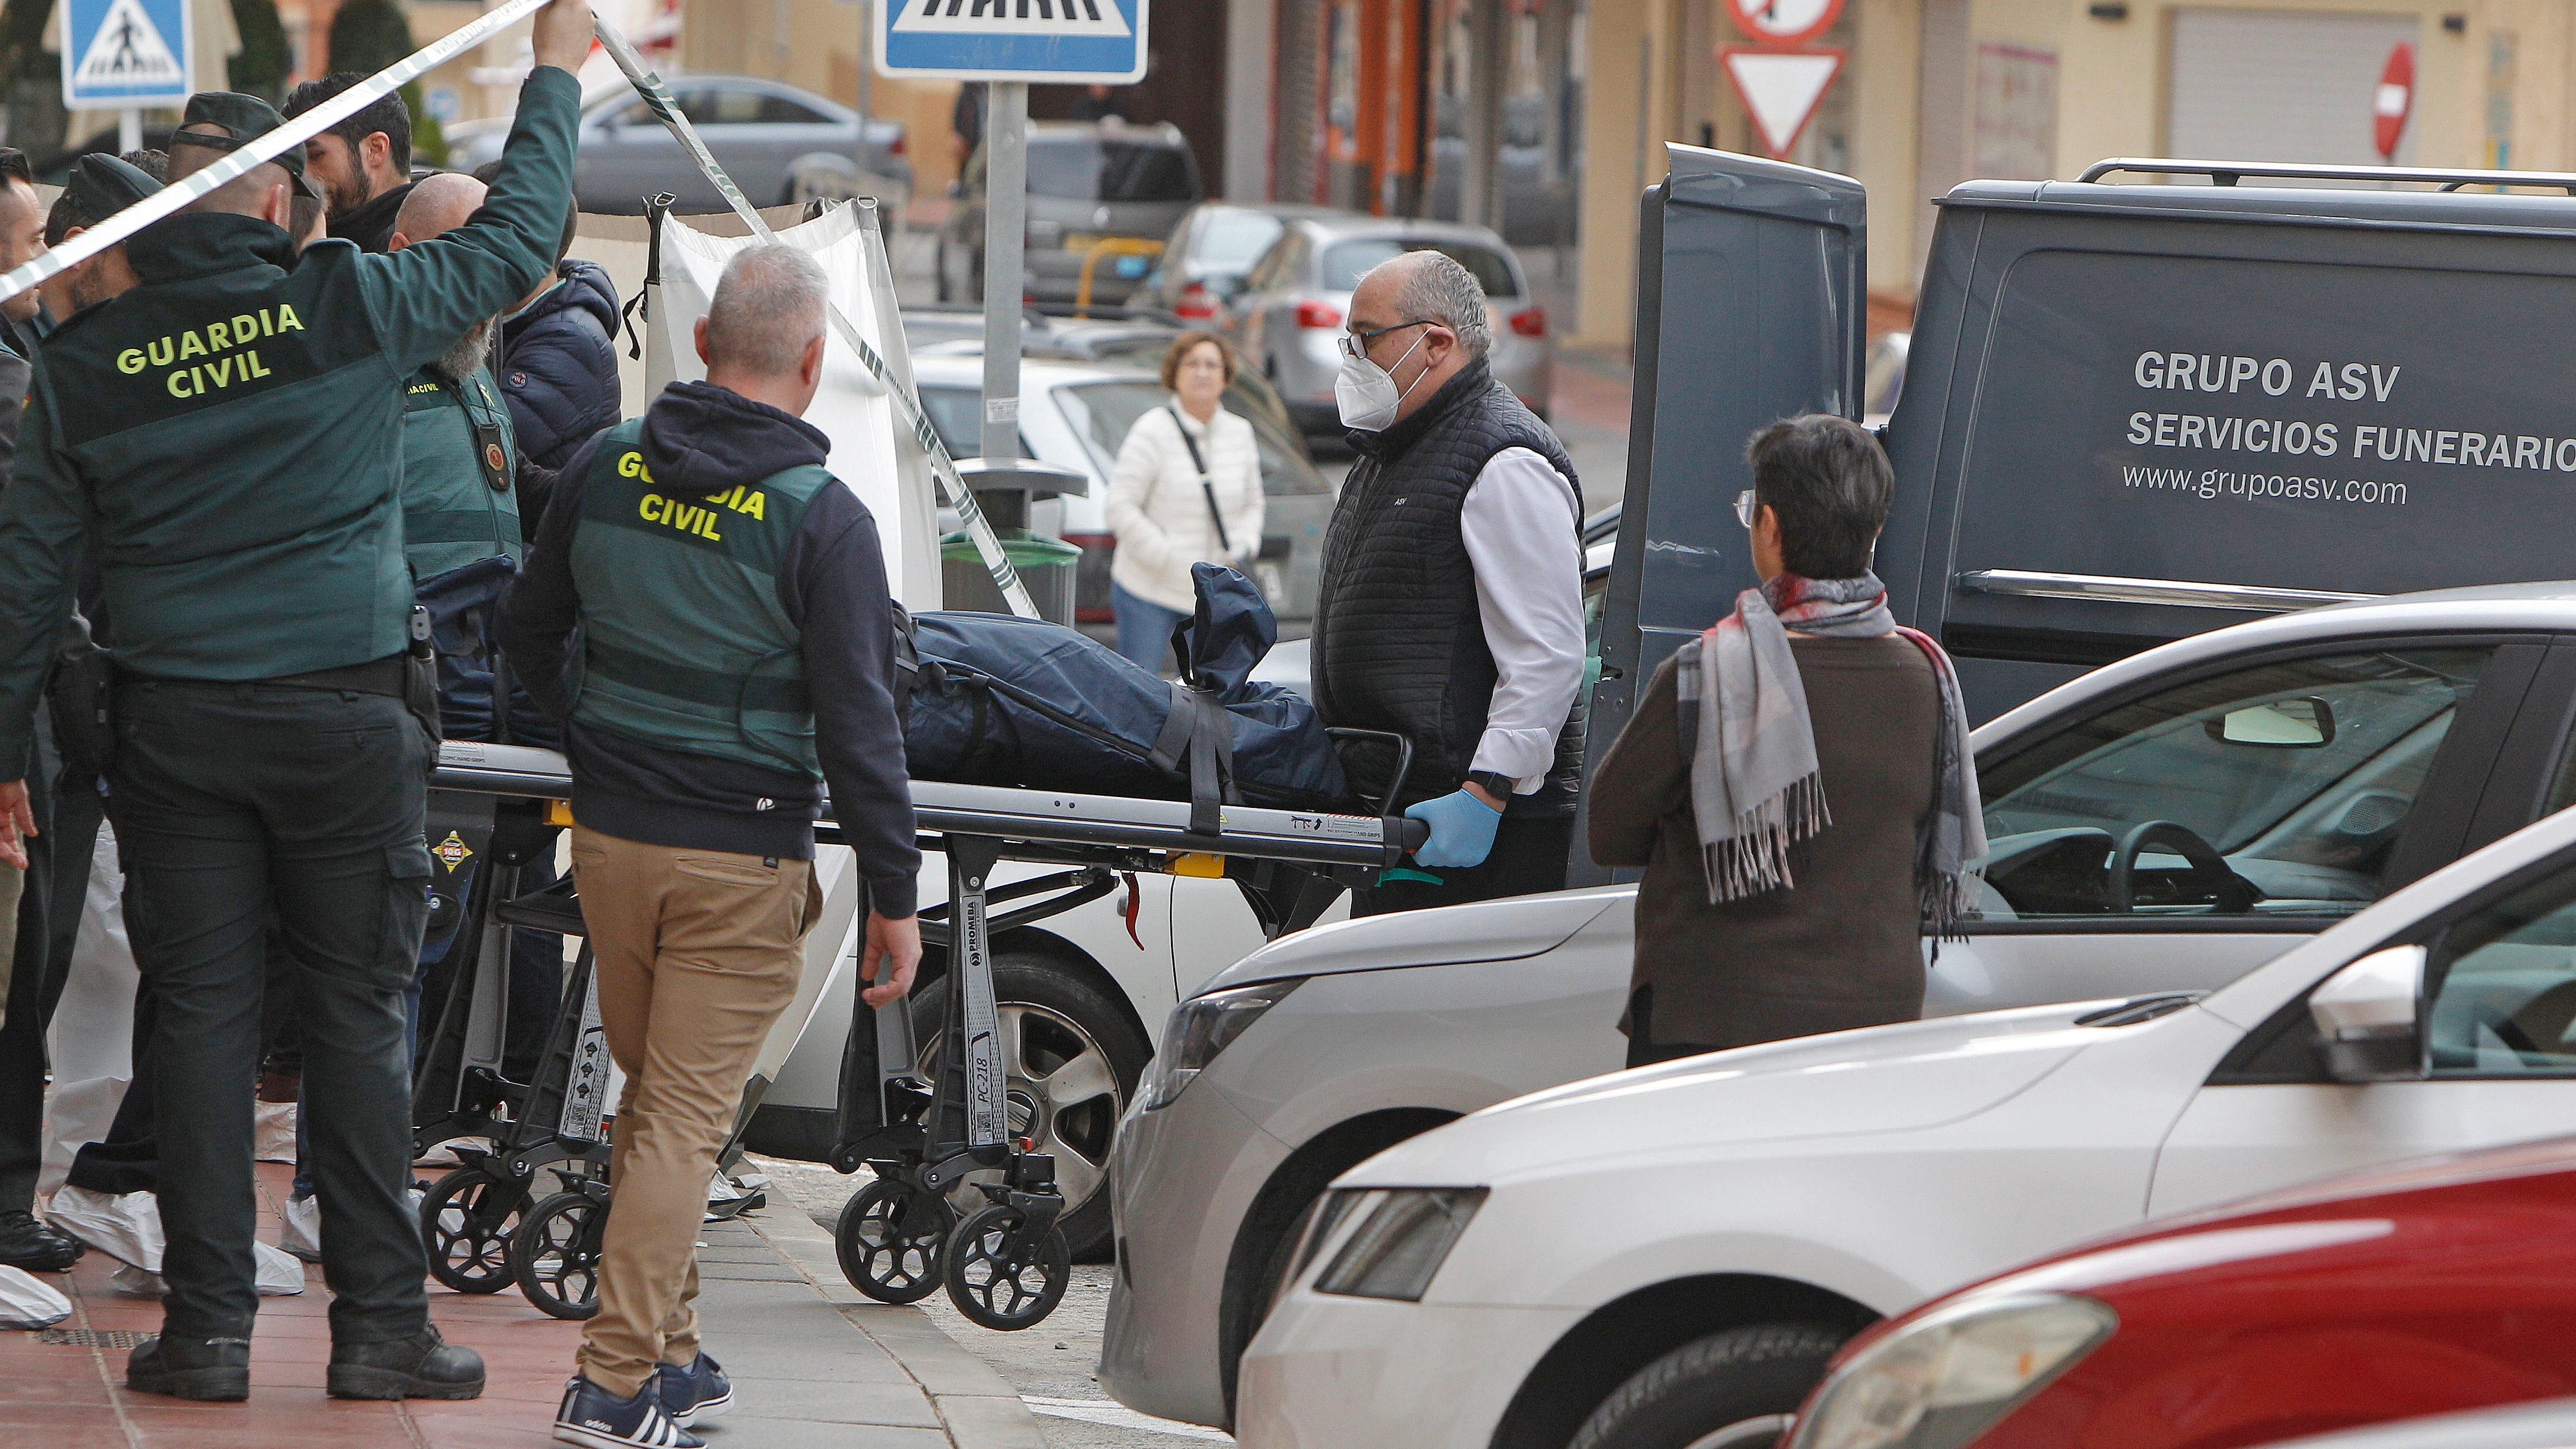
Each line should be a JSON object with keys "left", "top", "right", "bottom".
{"left": 1782, "top": 1136, "right": 2576, "bottom": 1449}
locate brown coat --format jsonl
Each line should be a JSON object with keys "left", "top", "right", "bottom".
{"left": 1588, "top": 635, "right": 1941, "bottom": 1050}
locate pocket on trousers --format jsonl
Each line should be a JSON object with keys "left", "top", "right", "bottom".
{"left": 672, "top": 856, "right": 782, "bottom": 889}
{"left": 380, "top": 839, "right": 436, "bottom": 966}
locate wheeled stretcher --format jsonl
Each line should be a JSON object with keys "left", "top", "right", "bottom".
{"left": 420, "top": 739, "right": 1428, "bottom": 1331}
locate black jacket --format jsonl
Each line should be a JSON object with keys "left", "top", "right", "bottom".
{"left": 498, "top": 259, "right": 622, "bottom": 471}
{"left": 499, "top": 381, "right": 919, "bottom": 913}
{"left": 331, "top": 179, "right": 416, "bottom": 254}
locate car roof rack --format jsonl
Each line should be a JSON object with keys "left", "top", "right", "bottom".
{"left": 2079, "top": 157, "right": 2576, "bottom": 195}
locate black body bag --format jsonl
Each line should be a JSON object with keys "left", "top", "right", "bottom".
{"left": 897, "top": 563, "right": 1347, "bottom": 823}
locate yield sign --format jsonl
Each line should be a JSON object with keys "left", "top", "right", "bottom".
{"left": 1719, "top": 46, "right": 1843, "bottom": 160}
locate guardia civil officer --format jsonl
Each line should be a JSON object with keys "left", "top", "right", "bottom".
{"left": 275, "top": 171, "right": 537, "bottom": 1264}
{"left": 0, "top": 0, "right": 597, "bottom": 1403}
{"left": 501, "top": 244, "right": 921, "bottom": 1449}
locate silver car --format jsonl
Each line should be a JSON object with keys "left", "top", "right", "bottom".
{"left": 1102, "top": 581, "right": 2576, "bottom": 1431}
{"left": 1131, "top": 202, "right": 1349, "bottom": 324}
{"left": 449, "top": 76, "right": 911, "bottom": 214}
{"left": 938, "top": 122, "right": 1204, "bottom": 308}
{"left": 1224, "top": 216, "right": 1554, "bottom": 435}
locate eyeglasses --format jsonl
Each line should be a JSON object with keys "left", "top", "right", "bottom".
{"left": 1735, "top": 489, "right": 1757, "bottom": 529}
{"left": 1337, "top": 319, "right": 1436, "bottom": 361}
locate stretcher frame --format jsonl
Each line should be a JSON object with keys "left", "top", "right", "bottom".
{"left": 424, "top": 739, "right": 1426, "bottom": 1328}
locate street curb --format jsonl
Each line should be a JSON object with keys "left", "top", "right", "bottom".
{"left": 741, "top": 1202, "right": 1047, "bottom": 1449}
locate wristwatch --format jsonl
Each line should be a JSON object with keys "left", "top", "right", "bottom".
{"left": 1466, "top": 770, "right": 1515, "bottom": 800}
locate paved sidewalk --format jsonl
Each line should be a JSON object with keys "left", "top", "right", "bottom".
{"left": 0, "top": 1162, "right": 1043, "bottom": 1448}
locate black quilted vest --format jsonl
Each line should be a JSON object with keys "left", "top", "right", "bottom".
{"left": 1313, "top": 357, "right": 1585, "bottom": 817}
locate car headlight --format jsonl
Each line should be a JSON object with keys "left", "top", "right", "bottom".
{"left": 1141, "top": 978, "right": 1303, "bottom": 1111}
{"left": 1789, "top": 1294, "right": 2116, "bottom": 1449}
{"left": 1312, "top": 1188, "right": 1486, "bottom": 1302}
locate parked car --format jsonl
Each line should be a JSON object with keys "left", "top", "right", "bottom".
{"left": 1224, "top": 215, "right": 1553, "bottom": 435}
{"left": 1132, "top": 202, "right": 1349, "bottom": 323}
{"left": 939, "top": 121, "right": 1203, "bottom": 308}
{"left": 1101, "top": 580, "right": 2576, "bottom": 1431}
{"left": 448, "top": 75, "right": 910, "bottom": 214}
{"left": 1781, "top": 1136, "right": 2576, "bottom": 1449}
{"left": 2259, "top": 1399, "right": 2576, "bottom": 1449}
{"left": 1230, "top": 757, "right": 2576, "bottom": 1449}
{"left": 889, "top": 322, "right": 1332, "bottom": 622}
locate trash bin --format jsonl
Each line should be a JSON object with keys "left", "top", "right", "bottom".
{"left": 942, "top": 529, "right": 1082, "bottom": 624}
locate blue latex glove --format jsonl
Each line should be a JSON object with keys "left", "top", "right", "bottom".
{"left": 1405, "top": 788, "right": 1502, "bottom": 869}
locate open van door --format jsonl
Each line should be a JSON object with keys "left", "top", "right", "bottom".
{"left": 1573, "top": 146, "right": 1865, "bottom": 884}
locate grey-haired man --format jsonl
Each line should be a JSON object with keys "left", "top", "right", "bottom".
{"left": 1311, "top": 249, "right": 1587, "bottom": 913}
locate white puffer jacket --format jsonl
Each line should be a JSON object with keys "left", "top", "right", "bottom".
{"left": 1103, "top": 402, "right": 1265, "bottom": 612}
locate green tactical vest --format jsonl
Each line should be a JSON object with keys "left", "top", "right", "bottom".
{"left": 400, "top": 365, "right": 521, "bottom": 581}
{"left": 568, "top": 418, "right": 836, "bottom": 778}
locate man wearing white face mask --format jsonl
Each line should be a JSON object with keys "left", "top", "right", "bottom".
{"left": 1310, "top": 250, "right": 1586, "bottom": 913}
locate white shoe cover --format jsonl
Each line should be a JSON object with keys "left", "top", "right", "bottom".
{"left": 280, "top": 1194, "right": 322, "bottom": 1262}
{"left": 253, "top": 1100, "right": 298, "bottom": 1164}
{"left": 0, "top": 1265, "right": 71, "bottom": 1329}
{"left": 254, "top": 1239, "right": 305, "bottom": 1295}
{"left": 111, "top": 1241, "right": 305, "bottom": 1296}
{"left": 48, "top": 1184, "right": 163, "bottom": 1271}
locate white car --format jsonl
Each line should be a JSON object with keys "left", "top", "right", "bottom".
{"left": 1102, "top": 583, "right": 2576, "bottom": 1428}
{"left": 1239, "top": 788, "right": 2576, "bottom": 1449}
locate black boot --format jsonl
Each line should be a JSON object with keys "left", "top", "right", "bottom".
{"left": 327, "top": 1325, "right": 486, "bottom": 1400}
{"left": 126, "top": 1334, "right": 251, "bottom": 1401}
{"left": 0, "top": 1209, "right": 84, "bottom": 1271}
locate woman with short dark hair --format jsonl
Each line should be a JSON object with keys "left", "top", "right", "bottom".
{"left": 1588, "top": 415, "right": 1984, "bottom": 1067}
{"left": 1103, "top": 330, "right": 1263, "bottom": 671}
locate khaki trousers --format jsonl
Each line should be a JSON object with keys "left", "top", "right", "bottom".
{"left": 569, "top": 825, "right": 818, "bottom": 1397}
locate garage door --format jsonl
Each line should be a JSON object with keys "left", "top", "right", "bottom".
{"left": 2168, "top": 9, "right": 2421, "bottom": 170}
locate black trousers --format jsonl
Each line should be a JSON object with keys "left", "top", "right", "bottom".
{"left": 1352, "top": 815, "right": 1574, "bottom": 917}
{"left": 0, "top": 735, "right": 63, "bottom": 1217}
{"left": 112, "top": 677, "right": 433, "bottom": 1343}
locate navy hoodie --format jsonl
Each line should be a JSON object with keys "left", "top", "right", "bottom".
{"left": 499, "top": 380, "right": 919, "bottom": 916}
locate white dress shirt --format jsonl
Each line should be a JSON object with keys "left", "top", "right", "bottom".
{"left": 1459, "top": 446, "right": 1585, "bottom": 794}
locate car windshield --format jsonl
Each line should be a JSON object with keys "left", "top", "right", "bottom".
{"left": 1196, "top": 211, "right": 1287, "bottom": 272}
{"left": 1055, "top": 380, "right": 1330, "bottom": 497}
{"left": 1026, "top": 139, "right": 1200, "bottom": 203}
{"left": 916, "top": 386, "right": 1027, "bottom": 460}
{"left": 1320, "top": 239, "right": 1517, "bottom": 295}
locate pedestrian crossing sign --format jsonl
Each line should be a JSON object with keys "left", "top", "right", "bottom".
{"left": 62, "top": 0, "right": 192, "bottom": 108}
{"left": 876, "top": 0, "right": 1148, "bottom": 84}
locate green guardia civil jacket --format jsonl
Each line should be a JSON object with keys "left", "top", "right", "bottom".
{"left": 400, "top": 364, "right": 521, "bottom": 581}
{"left": 566, "top": 417, "right": 838, "bottom": 778}
{"left": 0, "top": 65, "right": 583, "bottom": 775}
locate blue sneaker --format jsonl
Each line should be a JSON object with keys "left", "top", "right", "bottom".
{"left": 553, "top": 1373, "right": 705, "bottom": 1448}
{"left": 655, "top": 1352, "right": 733, "bottom": 1427}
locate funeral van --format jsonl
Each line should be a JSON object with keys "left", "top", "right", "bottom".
{"left": 1591, "top": 150, "right": 2576, "bottom": 753}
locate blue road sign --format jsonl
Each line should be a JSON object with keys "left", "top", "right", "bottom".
{"left": 62, "top": 0, "right": 191, "bottom": 108}
{"left": 876, "top": 0, "right": 1148, "bottom": 84}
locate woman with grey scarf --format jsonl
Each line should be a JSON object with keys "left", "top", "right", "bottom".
{"left": 1588, "top": 415, "right": 1984, "bottom": 1069}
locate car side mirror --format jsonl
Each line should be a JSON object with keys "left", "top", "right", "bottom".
{"left": 2308, "top": 944, "right": 2427, "bottom": 1082}
{"left": 2207, "top": 697, "right": 2335, "bottom": 748}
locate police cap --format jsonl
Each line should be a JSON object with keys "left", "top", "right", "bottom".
{"left": 64, "top": 153, "right": 163, "bottom": 226}
{"left": 169, "top": 91, "right": 310, "bottom": 185}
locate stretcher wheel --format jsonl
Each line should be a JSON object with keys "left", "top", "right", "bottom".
{"left": 836, "top": 1178, "right": 951, "bottom": 1305}
{"left": 420, "top": 1167, "right": 526, "bottom": 1294}
{"left": 942, "top": 1202, "right": 1070, "bottom": 1331}
{"left": 511, "top": 1189, "right": 606, "bottom": 1320}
